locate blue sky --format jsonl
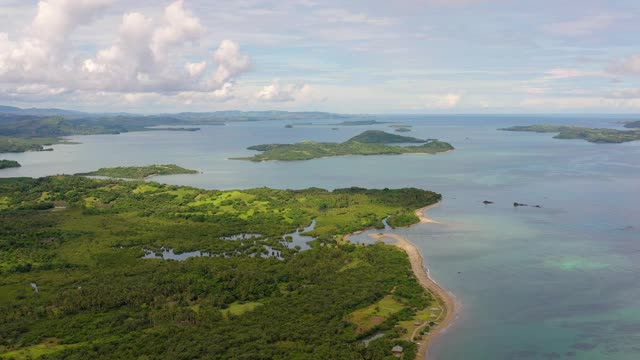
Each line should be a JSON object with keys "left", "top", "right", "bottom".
{"left": 1, "top": 0, "right": 639, "bottom": 113}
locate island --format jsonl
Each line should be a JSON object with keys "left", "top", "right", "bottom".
{"left": 500, "top": 125, "right": 640, "bottom": 143}
{"left": 624, "top": 120, "right": 640, "bottom": 128}
{"left": 232, "top": 130, "right": 454, "bottom": 161}
{"left": 332, "top": 120, "right": 391, "bottom": 126}
{"left": 0, "top": 159, "right": 20, "bottom": 169}
{"left": 76, "top": 164, "right": 198, "bottom": 179}
{"left": 395, "top": 127, "right": 412, "bottom": 133}
{"left": 0, "top": 175, "right": 446, "bottom": 359}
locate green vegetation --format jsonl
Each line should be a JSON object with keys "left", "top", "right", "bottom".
{"left": 500, "top": 125, "right": 640, "bottom": 143}
{"left": 0, "top": 137, "right": 71, "bottom": 153}
{"left": 394, "top": 127, "right": 411, "bottom": 133}
{"left": 347, "top": 295, "right": 406, "bottom": 334}
{"left": 76, "top": 165, "right": 198, "bottom": 179}
{"left": 0, "top": 114, "right": 201, "bottom": 153}
{"left": 0, "top": 176, "right": 440, "bottom": 359}
{"left": 233, "top": 131, "right": 454, "bottom": 161}
{"left": 0, "top": 160, "right": 21, "bottom": 170}
{"left": 348, "top": 130, "right": 425, "bottom": 144}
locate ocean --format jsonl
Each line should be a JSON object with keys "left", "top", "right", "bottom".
{"left": 2, "top": 115, "right": 639, "bottom": 359}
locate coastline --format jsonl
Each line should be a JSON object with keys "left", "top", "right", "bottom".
{"left": 349, "top": 202, "right": 456, "bottom": 360}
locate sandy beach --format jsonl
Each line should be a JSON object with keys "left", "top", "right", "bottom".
{"left": 414, "top": 202, "right": 443, "bottom": 224}
{"left": 369, "top": 202, "right": 456, "bottom": 360}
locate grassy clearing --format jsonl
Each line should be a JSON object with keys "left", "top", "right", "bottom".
{"left": 347, "top": 295, "right": 406, "bottom": 334}
{"left": 221, "top": 302, "right": 264, "bottom": 318}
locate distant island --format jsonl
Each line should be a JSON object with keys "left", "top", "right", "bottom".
{"left": 0, "top": 136, "right": 71, "bottom": 153}
{"left": 77, "top": 164, "right": 198, "bottom": 179}
{"left": 232, "top": 130, "right": 454, "bottom": 161}
{"left": 332, "top": 120, "right": 391, "bottom": 126}
{"left": 0, "top": 105, "right": 362, "bottom": 153}
{"left": 0, "top": 159, "right": 20, "bottom": 169}
{"left": 500, "top": 125, "right": 640, "bottom": 143}
{"left": 389, "top": 124, "right": 412, "bottom": 133}
{"left": 624, "top": 120, "right": 640, "bottom": 128}
{"left": 285, "top": 122, "right": 313, "bottom": 128}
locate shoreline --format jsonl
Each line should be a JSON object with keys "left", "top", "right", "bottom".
{"left": 349, "top": 202, "right": 456, "bottom": 360}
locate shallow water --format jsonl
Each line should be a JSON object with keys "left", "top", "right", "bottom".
{"left": 2, "top": 115, "right": 640, "bottom": 359}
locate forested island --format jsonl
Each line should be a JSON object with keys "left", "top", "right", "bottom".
{"left": 500, "top": 125, "right": 640, "bottom": 143}
{"left": 233, "top": 130, "right": 454, "bottom": 161}
{"left": 0, "top": 160, "right": 20, "bottom": 169}
{"left": 76, "top": 165, "right": 198, "bottom": 179}
{"left": 0, "top": 176, "right": 442, "bottom": 359}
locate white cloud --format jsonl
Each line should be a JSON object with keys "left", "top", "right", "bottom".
{"left": 544, "top": 15, "right": 616, "bottom": 37}
{"left": 0, "top": 0, "right": 111, "bottom": 81}
{"left": 0, "top": 0, "right": 250, "bottom": 100}
{"left": 150, "top": 0, "right": 204, "bottom": 60}
{"left": 185, "top": 61, "right": 207, "bottom": 77}
{"left": 209, "top": 40, "right": 251, "bottom": 89}
{"left": 256, "top": 81, "right": 312, "bottom": 102}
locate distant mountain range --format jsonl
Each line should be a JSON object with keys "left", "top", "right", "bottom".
{"left": 0, "top": 105, "right": 354, "bottom": 121}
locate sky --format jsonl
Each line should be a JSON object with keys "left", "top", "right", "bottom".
{"left": 1, "top": 0, "right": 640, "bottom": 114}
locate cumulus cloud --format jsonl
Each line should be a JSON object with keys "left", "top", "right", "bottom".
{"left": 0, "top": 0, "right": 111, "bottom": 82}
{"left": 209, "top": 40, "right": 251, "bottom": 89}
{"left": 151, "top": 0, "right": 204, "bottom": 60}
{"left": 185, "top": 62, "right": 207, "bottom": 77}
{"left": 0, "top": 0, "right": 250, "bottom": 100}
{"left": 256, "top": 81, "right": 312, "bottom": 102}
{"left": 608, "top": 54, "right": 640, "bottom": 76}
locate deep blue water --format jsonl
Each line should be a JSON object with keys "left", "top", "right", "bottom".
{"left": 2, "top": 115, "right": 640, "bottom": 359}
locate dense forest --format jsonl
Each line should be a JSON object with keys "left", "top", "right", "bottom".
{"left": 234, "top": 131, "right": 454, "bottom": 161}
{"left": 347, "top": 130, "right": 425, "bottom": 144}
{"left": 0, "top": 176, "right": 441, "bottom": 359}
{"left": 500, "top": 125, "right": 640, "bottom": 143}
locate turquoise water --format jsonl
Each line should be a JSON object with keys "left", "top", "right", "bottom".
{"left": 2, "top": 115, "right": 640, "bottom": 359}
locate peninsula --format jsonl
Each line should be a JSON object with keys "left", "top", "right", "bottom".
{"left": 232, "top": 130, "right": 454, "bottom": 161}
{"left": 0, "top": 176, "right": 444, "bottom": 359}
{"left": 500, "top": 125, "right": 640, "bottom": 143}
{"left": 76, "top": 164, "right": 198, "bottom": 179}
{"left": 0, "top": 159, "right": 20, "bottom": 169}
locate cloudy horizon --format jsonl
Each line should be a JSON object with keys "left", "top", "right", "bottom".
{"left": 1, "top": 0, "right": 640, "bottom": 114}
